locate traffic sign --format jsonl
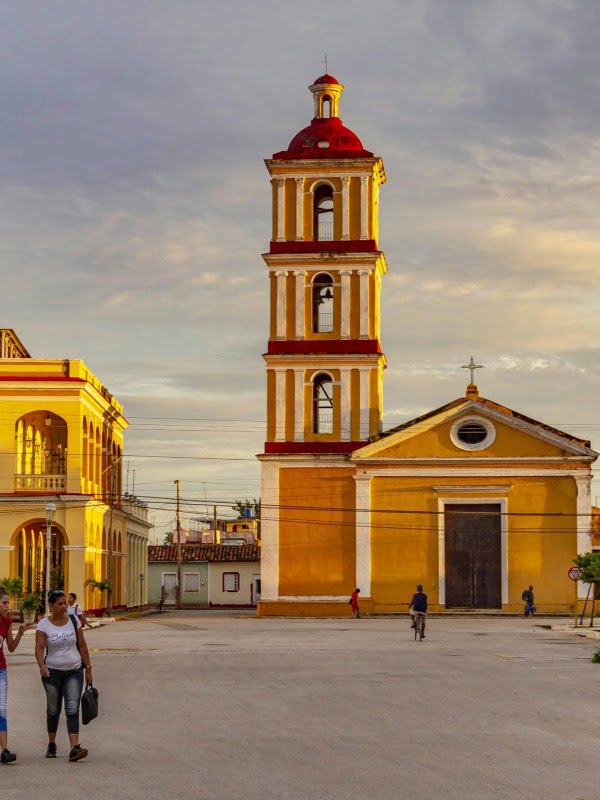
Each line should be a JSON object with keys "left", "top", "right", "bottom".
{"left": 568, "top": 566, "right": 582, "bottom": 581}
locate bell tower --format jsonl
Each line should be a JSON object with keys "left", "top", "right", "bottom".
{"left": 263, "top": 74, "right": 387, "bottom": 454}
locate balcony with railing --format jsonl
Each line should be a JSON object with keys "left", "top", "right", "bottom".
{"left": 14, "top": 474, "right": 67, "bottom": 492}
{"left": 316, "top": 412, "right": 333, "bottom": 434}
{"left": 315, "top": 312, "right": 333, "bottom": 333}
{"left": 317, "top": 220, "right": 333, "bottom": 241}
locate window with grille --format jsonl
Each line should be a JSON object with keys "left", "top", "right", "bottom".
{"left": 223, "top": 572, "right": 240, "bottom": 592}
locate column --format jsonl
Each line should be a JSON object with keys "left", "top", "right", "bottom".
{"left": 358, "top": 269, "right": 370, "bottom": 338}
{"left": 275, "top": 271, "right": 287, "bottom": 339}
{"left": 359, "top": 369, "right": 370, "bottom": 439}
{"left": 340, "top": 369, "right": 351, "bottom": 442}
{"left": 354, "top": 473, "right": 372, "bottom": 596}
{"left": 0, "top": 546, "right": 14, "bottom": 584}
{"left": 575, "top": 473, "right": 593, "bottom": 598}
{"left": 340, "top": 269, "right": 352, "bottom": 339}
{"left": 360, "top": 176, "right": 369, "bottom": 240}
{"left": 260, "top": 461, "right": 280, "bottom": 601}
{"left": 142, "top": 540, "right": 148, "bottom": 606}
{"left": 276, "top": 178, "right": 286, "bottom": 242}
{"left": 294, "top": 369, "right": 305, "bottom": 442}
{"left": 295, "top": 178, "right": 304, "bottom": 240}
{"left": 127, "top": 534, "right": 132, "bottom": 607}
{"left": 275, "top": 369, "right": 286, "bottom": 442}
{"left": 293, "top": 270, "right": 306, "bottom": 339}
{"left": 341, "top": 176, "right": 350, "bottom": 240}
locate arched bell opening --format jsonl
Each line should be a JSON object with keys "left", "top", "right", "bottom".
{"left": 313, "top": 184, "right": 334, "bottom": 241}
{"left": 312, "top": 373, "right": 334, "bottom": 434}
{"left": 312, "top": 273, "right": 334, "bottom": 333}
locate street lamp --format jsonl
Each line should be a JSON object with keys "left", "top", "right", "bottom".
{"left": 139, "top": 572, "right": 145, "bottom": 607}
{"left": 45, "top": 502, "right": 56, "bottom": 614}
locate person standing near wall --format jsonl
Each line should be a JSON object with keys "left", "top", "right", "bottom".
{"left": 0, "top": 586, "right": 33, "bottom": 764}
{"left": 350, "top": 588, "right": 361, "bottom": 619}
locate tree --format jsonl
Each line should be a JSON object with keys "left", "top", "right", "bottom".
{"left": 0, "top": 577, "right": 23, "bottom": 598}
{"left": 231, "top": 498, "right": 261, "bottom": 540}
{"left": 573, "top": 552, "right": 600, "bottom": 626}
{"left": 231, "top": 498, "right": 260, "bottom": 517}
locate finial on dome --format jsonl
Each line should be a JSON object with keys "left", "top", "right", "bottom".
{"left": 466, "top": 383, "right": 479, "bottom": 399}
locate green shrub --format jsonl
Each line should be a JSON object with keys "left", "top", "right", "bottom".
{"left": 592, "top": 650, "right": 600, "bottom": 664}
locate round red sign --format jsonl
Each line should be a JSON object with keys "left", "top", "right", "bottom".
{"left": 568, "top": 566, "right": 583, "bottom": 581}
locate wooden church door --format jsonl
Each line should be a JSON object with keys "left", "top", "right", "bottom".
{"left": 444, "top": 504, "right": 501, "bottom": 609}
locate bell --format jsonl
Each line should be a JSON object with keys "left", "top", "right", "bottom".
{"left": 322, "top": 287, "right": 333, "bottom": 301}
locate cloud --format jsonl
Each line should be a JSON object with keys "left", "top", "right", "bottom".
{"left": 1, "top": 1, "right": 599, "bottom": 533}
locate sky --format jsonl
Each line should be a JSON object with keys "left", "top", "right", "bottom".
{"left": 1, "top": 0, "right": 599, "bottom": 539}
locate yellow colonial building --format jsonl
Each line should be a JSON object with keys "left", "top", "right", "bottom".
{"left": 0, "top": 329, "right": 151, "bottom": 610}
{"left": 257, "top": 75, "right": 598, "bottom": 616}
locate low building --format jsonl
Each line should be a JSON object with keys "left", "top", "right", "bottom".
{"left": 147, "top": 544, "right": 261, "bottom": 608}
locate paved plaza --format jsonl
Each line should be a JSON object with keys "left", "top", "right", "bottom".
{"left": 2, "top": 612, "right": 599, "bottom": 799}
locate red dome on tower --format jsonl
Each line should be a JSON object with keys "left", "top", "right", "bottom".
{"left": 273, "top": 74, "right": 373, "bottom": 160}
{"left": 312, "top": 73, "right": 340, "bottom": 85}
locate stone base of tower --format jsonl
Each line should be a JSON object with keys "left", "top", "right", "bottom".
{"left": 257, "top": 598, "right": 375, "bottom": 617}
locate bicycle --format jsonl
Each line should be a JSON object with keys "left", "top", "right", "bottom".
{"left": 412, "top": 611, "right": 425, "bottom": 642}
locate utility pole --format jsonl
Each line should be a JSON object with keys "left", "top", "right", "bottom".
{"left": 175, "top": 480, "right": 182, "bottom": 608}
{"left": 213, "top": 504, "right": 218, "bottom": 545}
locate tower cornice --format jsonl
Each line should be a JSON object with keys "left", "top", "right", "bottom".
{"left": 263, "top": 251, "right": 387, "bottom": 275}
{"left": 265, "top": 157, "right": 385, "bottom": 184}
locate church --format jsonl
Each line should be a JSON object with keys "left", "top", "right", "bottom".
{"left": 257, "top": 74, "right": 598, "bottom": 616}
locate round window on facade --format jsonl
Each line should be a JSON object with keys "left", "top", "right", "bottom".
{"left": 450, "top": 416, "right": 496, "bottom": 452}
{"left": 457, "top": 422, "right": 488, "bottom": 445}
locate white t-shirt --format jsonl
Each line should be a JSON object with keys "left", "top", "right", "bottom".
{"left": 67, "top": 603, "right": 83, "bottom": 618}
{"left": 38, "top": 616, "right": 82, "bottom": 670}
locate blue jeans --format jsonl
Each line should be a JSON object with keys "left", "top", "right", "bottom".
{"left": 0, "top": 669, "right": 7, "bottom": 733}
{"left": 41, "top": 667, "right": 83, "bottom": 735}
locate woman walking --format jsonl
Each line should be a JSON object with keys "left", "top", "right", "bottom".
{"left": 0, "top": 586, "right": 33, "bottom": 764}
{"left": 35, "top": 590, "right": 93, "bottom": 762}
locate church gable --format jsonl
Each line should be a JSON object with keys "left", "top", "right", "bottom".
{"left": 354, "top": 395, "right": 596, "bottom": 461}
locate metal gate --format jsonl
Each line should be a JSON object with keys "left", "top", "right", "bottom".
{"left": 444, "top": 504, "right": 501, "bottom": 609}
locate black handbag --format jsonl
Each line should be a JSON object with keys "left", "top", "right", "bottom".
{"left": 81, "top": 682, "right": 99, "bottom": 725}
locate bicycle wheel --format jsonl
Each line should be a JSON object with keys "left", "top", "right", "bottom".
{"left": 414, "top": 617, "right": 418, "bottom": 641}
{"left": 418, "top": 616, "right": 423, "bottom": 641}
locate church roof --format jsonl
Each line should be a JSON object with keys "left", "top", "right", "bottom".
{"left": 371, "top": 388, "right": 594, "bottom": 451}
{"left": 148, "top": 544, "right": 260, "bottom": 563}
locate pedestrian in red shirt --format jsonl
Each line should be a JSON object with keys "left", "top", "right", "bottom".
{"left": 350, "top": 588, "right": 361, "bottom": 619}
{"left": 0, "top": 586, "right": 34, "bottom": 764}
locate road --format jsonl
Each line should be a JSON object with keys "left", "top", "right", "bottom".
{"left": 3, "top": 612, "right": 598, "bottom": 800}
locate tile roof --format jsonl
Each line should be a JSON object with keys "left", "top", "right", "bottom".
{"left": 148, "top": 544, "right": 260, "bottom": 563}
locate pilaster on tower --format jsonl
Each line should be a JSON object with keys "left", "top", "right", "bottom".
{"left": 263, "top": 74, "right": 388, "bottom": 455}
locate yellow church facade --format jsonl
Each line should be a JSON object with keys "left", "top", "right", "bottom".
{"left": 0, "top": 329, "right": 151, "bottom": 610}
{"left": 257, "top": 75, "right": 598, "bottom": 616}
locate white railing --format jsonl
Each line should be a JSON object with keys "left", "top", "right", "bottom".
{"left": 316, "top": 312, "right": 333, "bottom": 332}
{"left": 317, "top": 221, "right": 333, "bottom": 241}
{"left": 317, "top": 412, "right": 333, "bottom": 434}
{"left": 14, "top": 474, "right": 67, "bottom": 491}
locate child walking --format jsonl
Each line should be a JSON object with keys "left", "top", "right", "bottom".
{"left": 0, "top": 586, "right": 34, "bottom": 764}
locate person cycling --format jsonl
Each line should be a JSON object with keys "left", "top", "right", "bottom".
{"left": 408, "top": 584, "right": 428, "bottom": 638}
